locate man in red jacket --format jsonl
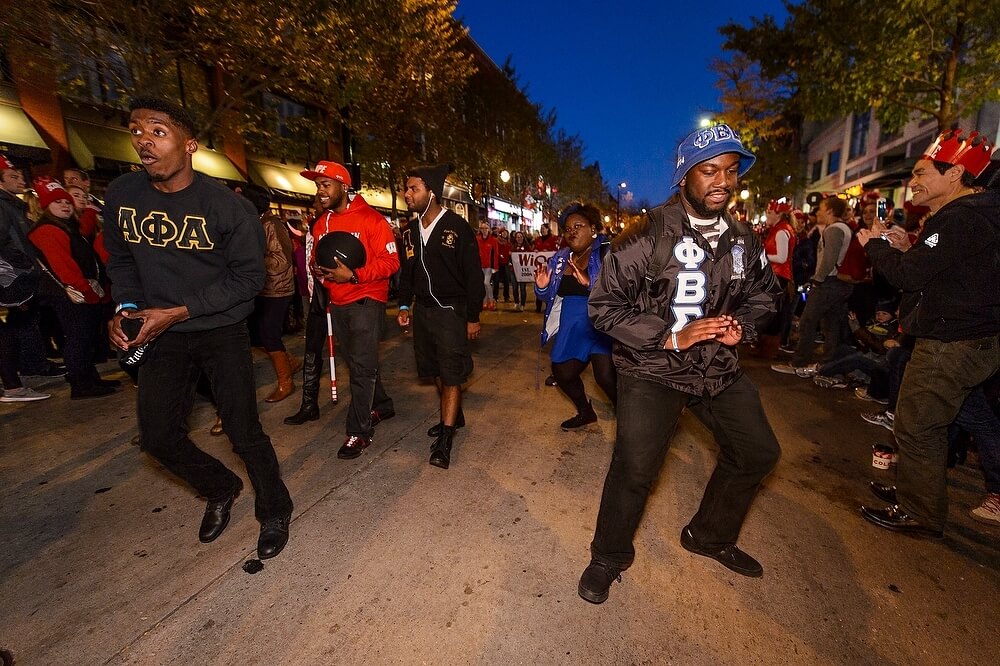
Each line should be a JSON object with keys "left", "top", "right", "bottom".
{"left": 301, "top": 160, "right": 400, "bottom": 459}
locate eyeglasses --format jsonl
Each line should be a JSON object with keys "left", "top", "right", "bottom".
{"left": 564, "top": 222, "right": 590, "bottom": 232}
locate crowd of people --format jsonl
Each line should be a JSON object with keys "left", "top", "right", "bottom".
{"left": 2, "top": 97, "right": 998, "bottom": 599}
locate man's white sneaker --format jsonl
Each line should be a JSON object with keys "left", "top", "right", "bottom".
{"left": 0, "top": 387, "right": 51, "bottom": 402}
{"left": 970, "top": 493, "right": 1000, "bottom": 526}
{"left": 861, "top": 410, "right": 894, "bottom": 431}
{"left": 794, "top": 363, "right": 819, "bottom": 377}
{"left": 771, "top": 363, "right": 799, "bottom": 375}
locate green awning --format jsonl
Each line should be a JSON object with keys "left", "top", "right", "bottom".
{"left": 66, "top": 119, "right": 244, "bottom": 182}
{"left": 65, "top": 119, "right": 139, "bottom": 169}
{"left": 248, "top": 160, "right": 316, "bottom": 198}
{"left": 192, "top": 147, "right": 245, "bottom": 182}
{"left": 0, "top": 102, "right": 50, "bottom": 157}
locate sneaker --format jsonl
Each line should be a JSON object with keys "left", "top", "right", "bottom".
{"left": 795, "top": 363, "right": 819, "bottom": 377}
{"left": 337, "top": 435, "right": 371, "bottom": 460}
{"left": 778, "top": 345, "right": 796, "bottom": 355}
{"left": 970, "top": 493, "right": 1000, "bottom": 526}
{"left": 1, "top": 387, "right": 51, "bottom": 402}
{"left": 578, "top": 560, "right": 621, "bottom": 604}
{"left": 861, "top": 410, "right": 894, "bottom": 431}
{"left": 854, "top": 387, "right": 889, "bottom": 405}
{"left": 813, "top": 375, "right": 847, "bottom": 389}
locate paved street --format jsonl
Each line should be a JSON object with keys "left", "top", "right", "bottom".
{"left": 1, "top": 306, "right": 998, "bottom": 665}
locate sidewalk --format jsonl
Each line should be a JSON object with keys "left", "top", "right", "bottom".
{"left": 1, "top": 307, "right": 997, "bottom": 665}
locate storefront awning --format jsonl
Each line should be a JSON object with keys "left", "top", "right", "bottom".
{"left": 0, "top": 101, "right": 51, "bottom": 162}
{"left": 247, "top": 160, "right": 316, "bottom": 201}
{"left": 66, "top": 119, "right": 244, "bottom": 182}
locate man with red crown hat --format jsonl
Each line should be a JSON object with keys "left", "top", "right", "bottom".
{"left": 856, "top": 128, "right": 999, "bottom": 537}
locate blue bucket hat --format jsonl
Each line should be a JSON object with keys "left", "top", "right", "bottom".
{"left": 670, "top": 124, "right": 756, "bottom": 188}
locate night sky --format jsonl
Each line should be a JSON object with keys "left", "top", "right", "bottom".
{"left": 455, "top": 0, "right": 787, "bottom": 207}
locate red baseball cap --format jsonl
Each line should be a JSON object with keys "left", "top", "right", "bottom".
{"left": 300, "top": 160, "right": 351, "bottom": 186}
{"left": 0, "top": 155, "right": 15, "bottom": 171}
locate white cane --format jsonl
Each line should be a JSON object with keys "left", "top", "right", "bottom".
{"left": 325, "top": 304, "right": 338, "bottom": 404}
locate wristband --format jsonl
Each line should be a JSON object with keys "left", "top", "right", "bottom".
{"left": 399, "top": 305, "right": 410, "bottom": 311}
{"left": 670, "top": 331, "right": 680, "bottom": 352}
{"left": 116, "top": 302, "right": 138, "bottom": 313}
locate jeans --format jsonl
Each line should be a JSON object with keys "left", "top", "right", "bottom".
{"left": 8, "top": 299, "right": 49, "bottom": 375}
{"left": 791, "top": 278, "right": 853, "bottom": 366}
{"left": 590, "top": 373, "right": 780, "bottom": 569}
{"left": 950, "top": 387, "right": 1000, "bottom": 494}
{"left": 254, "top": 295, "right": 292, "bottom": 352}
{"left": 137, "top": 322, "right": 293, "bottom": 522}
{"left": 328, "top": 299, "right": 394, "bottom": 437}
{"left": 885, "top": 344, "right": 912, "bottom": 411}
{"left": 48, "top": 297, "right": 102, "bottom": 388}
{"left": 492, "top": 265, "right": 511, "bottom": 301}
{"left": 894, "top": 336, "right": 1000, "bottom": 529}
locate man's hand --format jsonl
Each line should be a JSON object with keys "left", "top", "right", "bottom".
{"left": 109, "top": 312, "right": 133, "bottom": 350}
{"left": 317, "top": 259, "right": 355, "bottom": 284}
{"left": 668, "top": 316, "right": 740, "bottom": 350}
{"left": 397, "top": 309, "right": 410, "bottom": 328}
{"left": 884, "top": 226, "right": 912, "bottom": 252}
{"left": 467, "top": 322, "right": 481, "bottom": 341}
{"left": 128, "top": 306, "right": 189, "bottom": 347}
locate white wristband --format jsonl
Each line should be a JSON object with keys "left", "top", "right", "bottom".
{"left": 671, "top": 331, "right": 680, "bottom": 352}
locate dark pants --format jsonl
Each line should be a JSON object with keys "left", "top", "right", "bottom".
{"left": 0, "top": 315, "right": 21, "bottom": 389}
{"left": 137, "top": 322, "right": 292, "bottom": 523}
{"left": 894, "top": 336, "right": 1000, "bottom": 529}
{"left": 885, "top": 344, "right": 912, "bottom": 410}
{"left": 950, "top": 387, "right": 1000, "bottom": 494}
{"left": 492, "top": 265, "right": 511, "bottom": 301}
{"left": 303, "top": 289, "right": 329, "bottom": 363}
{"left": 9, "top": 299, "right": 50, "bottom": 375}
{"left": 254, "top": 295, "right": 293, "bottom": 352}
{"left": 791, "top": 278, "right": 853, "bottom": 366}
{"left": 48, "top": 297, "right": 102, "bottom": 388}
{"left": 591, "top": 373, "right": 780, "bottom": 569}
{"left": 514, "top": 281, "right": 527, "bottom": 307}
{"left": 328, "top": 299, "right": 393, "bottom": 437}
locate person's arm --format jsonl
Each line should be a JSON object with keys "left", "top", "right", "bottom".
{"left": 181, "top": 195, "right": 265, "bottom": 319}
{"left": 354, "top": 216, "right": 401, "bottom": 283}
{"left": 766, "top": 229, "right": 790, "bottom": 264}
{"left": 863, "top": 213, "right": 977, "bottom": 292}
{"left": 262, "top": 217, "right": 292, "bottom": 280}
{"left": 461, "top": 224, "right": 485, "bottom": 322}
{"left": 30, "top": 226, "right": 101, "bottom": 303}
{"left": 103, "top": 184, "right": 146, "bottom": 308}
{"left": 588, "top": 230, "right": 675, "bottom": 351}
{"left": 811, "top": 224, "right": 844, "bottom": 281}
{"left": 729, "top": 232, "right": 781, "bottom": 342}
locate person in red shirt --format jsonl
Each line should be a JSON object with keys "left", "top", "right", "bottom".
{"left": 476, "top": 222, "right": 499, "bottom": 311}
{"left": 759, "top": 201, "right": 797, "bottom": 356}
{"left": 491, "top": 228, "right": 512, "bottom": 306}
{"left": 288, "top": 160, "right": 400, "bottom": 459}
{"left": 28, "top": 177, "right": 117, "bottom": 399}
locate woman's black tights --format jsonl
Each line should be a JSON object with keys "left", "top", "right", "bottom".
{"left": 551, "top": 354, "right": 617, "bottom": 414}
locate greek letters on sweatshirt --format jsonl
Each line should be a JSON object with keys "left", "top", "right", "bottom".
{"left": 103, "top": 171, "right": 265, "bottom": 332}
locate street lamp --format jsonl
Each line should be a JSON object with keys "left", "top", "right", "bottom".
{"left": 617, "top": 182, "right": 627, "bottom": 228}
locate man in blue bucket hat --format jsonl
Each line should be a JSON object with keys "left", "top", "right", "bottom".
{"left": 578, "top": 124, "right": 782, "bottom": 603}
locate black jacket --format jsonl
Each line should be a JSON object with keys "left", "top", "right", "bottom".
{"left": 0, "top": 188, "right": 36, "bottom": 268}
{"left": 589, "top": 201, "right": 780, "bottom": 396}
{"left": 865, "top": 189, "right": 1000, "bottom": 342}
{"left": 398, "top": 209, "right": 484, "bottom": 323}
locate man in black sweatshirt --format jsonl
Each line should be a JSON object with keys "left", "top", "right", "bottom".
{"left": 397, "top": 163, "right": 484, "bottom": 469}
{"left": 104, "top": 97, "right": 293, "bottom": 559}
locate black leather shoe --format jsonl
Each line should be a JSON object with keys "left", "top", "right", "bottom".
{"left": 428, "top": 410, "right": 465, "bottom": 437}
{"left": 370, "top": 408, "right": 395, "bottom": 426}
{"left": 680, "top": 526, "right": 763, "bottom": 577}
{"left": 284, "top": 402, "right": 319, "bottom": 425}
{"left": 338, "top": 435, "right": 371, "bottom": 460}
{"left": 578, "top": 560, "right": 621, "bottom": 604}
{"left": 199, "top": 478, "right": 243, "bottom": 543}
{"left": 257, "top": 515, "right": 290, "bottom": 559}
{"left": 860, "top": 504, "right": 944, "bottom": 538}
{"left": 869, "top": 481, "right": 897, "bottom": 504}
{"left": 429, "top": 427, "right": 455, "bottom": 469}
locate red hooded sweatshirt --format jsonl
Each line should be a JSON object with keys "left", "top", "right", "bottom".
{"left": 309, "top": 194, "right": 400, "bottom": 305}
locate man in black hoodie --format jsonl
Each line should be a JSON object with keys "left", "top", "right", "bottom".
{"left": 858, "top": 129, "right": 1000, "bottom": 538}
{"left": 397, "top": 163, "right": 484, "bottom": 470}
{"left": 104, "top": 96, "right": 293, "bottom": 559}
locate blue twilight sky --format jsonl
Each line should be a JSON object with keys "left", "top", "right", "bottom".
{"left": 455, "top": 0, "right": 787, "bottom": 207}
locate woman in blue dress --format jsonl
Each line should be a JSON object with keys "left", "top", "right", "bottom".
{"left": 534, "top": 203, "right": 617, "bottom": 430}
